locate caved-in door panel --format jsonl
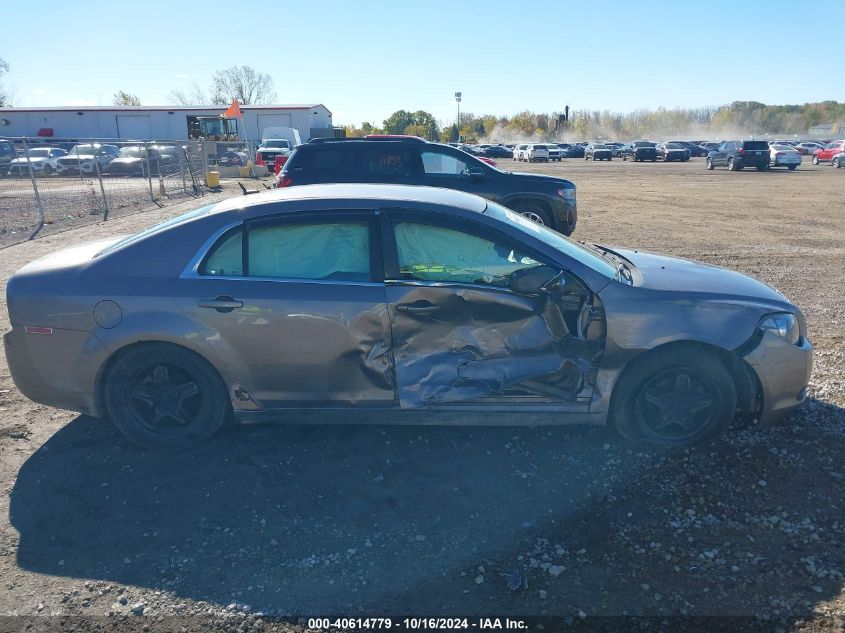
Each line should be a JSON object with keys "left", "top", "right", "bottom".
{"left": 386, "top": 284, "right": 595, "bottom": 408}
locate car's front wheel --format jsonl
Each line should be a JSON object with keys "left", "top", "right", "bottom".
{"left": 104, "top": 343, "right": 230, "bottom": 451}
{"left": 612, "top": 346, "right": 737, "bottom": 446}
{"left": 833, "top": 157, "right": 841, "bottom": 168}
{"left": 812, "top": 155, "right": 820, "bottom": 165}
{"left": 706, "top": 158, "right": 714, "bottom": 170}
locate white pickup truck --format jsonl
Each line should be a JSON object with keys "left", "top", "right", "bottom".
{"left": 256, "top": 127, "right": 301, "bottom": 173}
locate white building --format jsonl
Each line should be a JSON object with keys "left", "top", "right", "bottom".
{"left": 0, "top": 104, "right": 334, "bottom": 142}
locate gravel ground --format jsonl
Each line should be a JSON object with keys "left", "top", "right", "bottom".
{"left": 0, "top": 171, "right": 205, "bottom": 249}
{"left": 0, "top": 160, "right": 843, "bottom": 632}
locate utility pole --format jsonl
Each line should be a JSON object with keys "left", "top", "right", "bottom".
{"left": 455, "top": 92, "right": 462, "bottom": 142}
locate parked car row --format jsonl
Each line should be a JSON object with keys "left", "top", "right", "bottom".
{"left": 451, "top": 137, "right": 842, "bottom": 172}
{"left": 0, "top": 142, "right": 186, "bottom": 177}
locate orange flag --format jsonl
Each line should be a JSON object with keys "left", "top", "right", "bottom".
{"left": 223, "top": 99, "right": 242, "bottom": 118}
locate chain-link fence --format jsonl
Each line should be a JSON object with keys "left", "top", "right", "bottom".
{"left": 0, "top": 137, "right": 218, "bottom": 249}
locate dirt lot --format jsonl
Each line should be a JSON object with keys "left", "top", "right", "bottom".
{"left": 0, "top": 159, "right": 843, "bottom": 632}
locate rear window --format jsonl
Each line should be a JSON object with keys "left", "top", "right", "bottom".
{"left": 532, "top": 145, "right": 548, "bottom": 150}
{"left": 743, "top": 141, "right": 769, "bottom": 150}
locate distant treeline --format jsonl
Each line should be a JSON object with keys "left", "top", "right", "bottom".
{"left": 345, "top": 101, "right": 845, "bottom": 142}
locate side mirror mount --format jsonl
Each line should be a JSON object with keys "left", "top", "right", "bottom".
{"left": 468, "top": 166, "right": 486, "bottom": 179}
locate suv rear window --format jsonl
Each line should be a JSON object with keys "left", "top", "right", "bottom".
{"left": 743, "top": 141, "right": 769, "bottom": 150}
{"left": 299, "top": 148, "right": 345, "bottom": 171}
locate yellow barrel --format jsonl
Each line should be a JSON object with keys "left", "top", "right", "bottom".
{"left": 238, "top": 166, "right": 250, "bottom": 178}
{"left": 206, "top": 171, "right": 220, "bottom": 187}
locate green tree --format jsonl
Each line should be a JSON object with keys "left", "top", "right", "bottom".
{"left": 382, "top": 110, "right": 439, "bottom": 140}
{"left": 383, "top": 110, "right": 416, "bottom": 135}
{"left": 0, "top": 58, "right": 10, "bottom": 107}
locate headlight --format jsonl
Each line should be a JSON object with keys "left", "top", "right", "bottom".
{"left": 558, "top": 188, "right": 576, "bottom": 200}
{"left": 759, "top": 313, "right": 800, "bottom": 345}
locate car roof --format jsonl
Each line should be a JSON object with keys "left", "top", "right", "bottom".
{"left": 210, "top": 183, "right": 489, "bottom": 215}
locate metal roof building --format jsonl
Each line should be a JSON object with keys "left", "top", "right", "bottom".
{"left": 0, "top": 104, "right": 333, "bottom": 142}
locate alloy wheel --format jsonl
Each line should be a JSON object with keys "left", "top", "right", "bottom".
{"left": 131, "top": 364, "right": 202, "bottom": 432}
{"left": 634, "top": 367, "right": 718, "bottom": 443}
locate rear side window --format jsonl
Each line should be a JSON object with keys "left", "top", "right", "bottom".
{"left": 249, "top": 222, "right": 370, "bottom": 281}
{"left": 352, "top": 147, "right": 415, "bottom": 177}
{"left": 202, "top": 229, "right": 243, "bottom": 276}
{"left": 300, "top": 148, "right": 345, "bottom": 171}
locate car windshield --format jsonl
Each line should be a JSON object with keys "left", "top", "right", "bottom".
{"left": 484, "top": 202, "right": 618, "bottom": 279}
{"left": 634, "top": 142, "right": 655, "bottom": 147}
{"left": 772, "top": 145, "right": 794, "bottom": 151}
{"left": 96, "top": 204, "right": 218, "bottom": 257}
{"left": 664, "top": 143, "right": 684, "bottom": 149}
{"left": 593, "top": 144, "right": 610, "bottom": 149}
{"left": 69, "top": 145, "right": 97, "bottom": 155}
{"left": 119, "top": 147, "right": 145, "bottom": 158}
{"left": 25, "top": 148, "right": 51, "bottom": 158}
{"left": 261, "top": 139, "right": 289, "bottom": 148}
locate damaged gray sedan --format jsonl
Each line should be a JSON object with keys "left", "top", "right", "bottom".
{"left": 4, "top": 184, "right": 812, "bottom": 450}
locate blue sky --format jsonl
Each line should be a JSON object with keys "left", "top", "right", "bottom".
{"left": 3, "top": 0, "right": 842, "bottom": 126}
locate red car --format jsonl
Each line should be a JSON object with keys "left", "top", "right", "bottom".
{"left": 812, "top": 140, "right": 845, "bottom": 165}
{"left": 477, "top": 156, "right": 497, "bottom": 167}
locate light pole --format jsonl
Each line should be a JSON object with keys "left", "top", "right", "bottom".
{"left": 455, "top": 92, "right": 462, "bottom": 141}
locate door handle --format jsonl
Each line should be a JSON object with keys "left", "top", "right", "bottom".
{"left": 197, "top": 296, "right": 243, "bottom": 312}
{"left": 396, "top": 302, "right": 439, "bottom": 315}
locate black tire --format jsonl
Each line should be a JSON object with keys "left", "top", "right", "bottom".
{"left": 727, "top": 157, "right": 737, "bottom": 171}
{"left": 706, "top": 157, "right": 714, "bottom": 170}
{"left": 104, "top": 343, "right": 230, "bottom": 451}
{"left": 812, "top": 155, "right": 820, "bottom": 165}
{"left": 41, "top": 164, "right": 53, "bottom": 176}
{"left": 756, "top": 164, "right": 769, "bottom": 171}
{"left": 832, "top": 157, "right": 840, "bottom": 168}
{"left": 513, "top": 202, "right": 552, "bottom": 227}
{"left": 611, "top": 346, "right": 737, "bottom": 446}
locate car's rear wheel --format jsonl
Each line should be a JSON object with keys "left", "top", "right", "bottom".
{"left": 41, "top": 164, "right": 52, "bottom": 176}
{"left": 812, "top": 155, "right": 820, "bottom": 165}
{"left": 104, "top": 343, "right": 230, "bottom": 451}
{"left": 727, "top": 157, "right": 737, "bottom": 171}
{"left": 833, "top": 157, "right": 841, "bottom": 168}
{"left": 514, "top": 202, "right": 551, "bottom": 226}
{"left": 612, "top": 346, "right": 737, "bottom": 446}
{"left": 706, "top": 158, "right": 714, "bottom": 170}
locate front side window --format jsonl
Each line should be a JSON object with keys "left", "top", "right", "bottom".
{"left": 393, "top": 222, "right": 542, "bottom": 286}
{"left": 249, "top": 222, "right": 370, "bottom": 281}
{"left": 421, "top": 150, "right": 471, "bottom": 177}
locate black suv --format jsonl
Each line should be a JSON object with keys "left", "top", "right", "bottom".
{"left": 621, "top": 141, "right": 658, "bottom": 162}
{"left": 706, "top": 140, "right": 770, "bottom": 171}
{"left": 278, "top": 137, "right": 577, "bottom": 234}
